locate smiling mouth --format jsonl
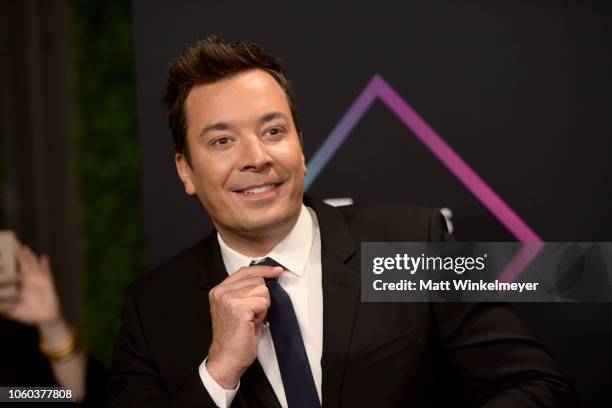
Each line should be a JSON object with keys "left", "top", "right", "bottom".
{"left": 234, "top": 183, "right": 283, "bottom": 195}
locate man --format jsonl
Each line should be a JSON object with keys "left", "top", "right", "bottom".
{"left": 109, "top": 36, "right": 577, "bottom": 407}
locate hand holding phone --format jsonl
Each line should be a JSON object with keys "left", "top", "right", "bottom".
{"left": 0, "top": 236, "right": 62, "bottom": 326}
{"left": 0, "top": 231, "right": 19, "bottom": 305}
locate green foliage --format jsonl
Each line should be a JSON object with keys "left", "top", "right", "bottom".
{"left": 69, "top": 0, "right": 144, "bottom": 365}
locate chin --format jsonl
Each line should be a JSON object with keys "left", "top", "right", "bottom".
{"left": 236, "top": 205, "right": 298, "bottom": 234}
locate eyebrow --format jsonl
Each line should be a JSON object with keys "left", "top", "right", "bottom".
{"left": 258, "top": 112, "right": 289, "bottom": 125}
{"left": 199, "top": 122, "right": 235, "bottom": 138}
{"left": 198, "top": 112, "right": 289, "bottom": 138}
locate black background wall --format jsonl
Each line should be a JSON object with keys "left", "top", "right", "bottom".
{"left": 133, "top": 1, "right": 612, "bottom": 405}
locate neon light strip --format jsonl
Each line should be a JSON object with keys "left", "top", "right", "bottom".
{"left": 306, "top": 74, "right": 542, "bottom": 243}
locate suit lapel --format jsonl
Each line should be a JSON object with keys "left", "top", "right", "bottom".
{"left": 320, "top": 250, "right": 360, "bottom": 407}
{"left": 307, "top": 197, "right": 360, "bottom": 407}
{"left": 194, "top": 234, "right": 226, "bottom": 339}
{"left": 195, "top": 233, "right": 281, "bottom": 408}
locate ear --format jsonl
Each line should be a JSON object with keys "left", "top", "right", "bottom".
{"left": 175, "top": 153, "right": 197, "bottom": 195}
{"left": 302, "top": 153, "right": 308, "bottom": 176}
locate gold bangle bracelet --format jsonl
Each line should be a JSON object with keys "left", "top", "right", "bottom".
{"left": 39, "top": 326, "right": 79, "bottom": 361}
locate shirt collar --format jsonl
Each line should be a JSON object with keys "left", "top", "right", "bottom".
{"left": 217, "top": 204, "right": 314, "bottom": 277}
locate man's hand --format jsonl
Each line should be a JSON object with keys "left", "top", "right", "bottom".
{"left": 205, "top": 264, "right": 283, "bottom": 389}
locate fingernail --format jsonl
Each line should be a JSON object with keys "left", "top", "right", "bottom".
{"left": 273, "top": 266, "right": 283, "bottom": 272}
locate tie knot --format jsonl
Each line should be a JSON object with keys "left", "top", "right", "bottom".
{"left": 250, "top": 257, "right": 284, "bottom": 269}
{"left": 251, "top": 257, "right": 284, "bottom": 285}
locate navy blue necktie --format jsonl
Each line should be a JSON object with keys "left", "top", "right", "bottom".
{"left": 251, "top": 257, "right": 320, "bottom": 408}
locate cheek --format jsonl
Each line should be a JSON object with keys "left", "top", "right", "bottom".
{"left": 270, "top": 142, "right": 305, "bottom": 172}
{"left": 194, "top": 160, "right": 233, "bottom": 193}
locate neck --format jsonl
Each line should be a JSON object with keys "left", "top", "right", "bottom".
{"left": 217, "top": 216, "right": 299, "bottom": 258}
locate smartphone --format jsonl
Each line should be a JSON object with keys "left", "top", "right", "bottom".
{"left": 0, "top": 231, "right": 18, "bottom": 282}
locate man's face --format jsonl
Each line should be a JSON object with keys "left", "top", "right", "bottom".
{"left": 176, "top": 69, "right": 307, "bottom": 238}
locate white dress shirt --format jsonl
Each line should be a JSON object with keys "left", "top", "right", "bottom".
{"left": 198, "top": 205, "right": 323, "bottom": 408}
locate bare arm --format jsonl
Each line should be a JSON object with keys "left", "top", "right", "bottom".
{"left": 0, "top": 246, "right": 87, "bottom": 401}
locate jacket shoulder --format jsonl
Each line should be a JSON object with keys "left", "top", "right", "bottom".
{"left": 128, "top": 237, "right": 208, "bottom": 301}
{"left": 334, "top": 202, "right": 448, "bottom": 242}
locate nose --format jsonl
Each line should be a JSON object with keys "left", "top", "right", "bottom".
{"left": 238, "top": 134, "right": 273, "bottom": 172}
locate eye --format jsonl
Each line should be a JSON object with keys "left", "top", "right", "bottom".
{"left": 210, "top": 136, "right": 234, "bottom": 148}
{"left": 263, "top": 126, "right": 286, "bottom": 139}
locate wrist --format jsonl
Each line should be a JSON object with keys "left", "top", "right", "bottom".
{"left": 38, "top": 320, "right": 79, "bottom": 361}
{"left": 38, "top": 318, "right": 69, "bottom": 347}
{"left": 205, "top": 354, "right": 244, "bottom": 389}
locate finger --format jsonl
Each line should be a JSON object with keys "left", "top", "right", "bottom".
{"left": 0, "top": 284, "right": 19, "bottom": 300}
{"left": 0, "top": 273, "right": 20, "bottom": 286}
{"left": 0, "top": 298, "right": 19, "bottom": 310}
{"left": 211, "top": 277, "right": 267, "bottom": 299}
{"left": 0, "top": 302, "right": 24, "bottom": 320}
{"left": 220, "top": 284, "right": 270, "bottom": 302}
{"left": 224, "top": 265, "right": 282, "bottom": 284}
{"left": 0, "top": 298, "right": 18, "bottom": 310}
{"left": 224, "top": 265, "right": 283, "bottom": 284}
{"left": 17, "top": 246, "right": 38, "bottom": 276}
{"left": 0, "top": 292, "right": 19, "bottom": 306}
{"left": 39, "top": 255, "right": 52, "bottom": 277}
{"left": 221, "top": 276, "right": 267, "bottom": 290}
{"left": 246, "top": 297, "right": 270, "bottom": 322}
{"left": 230, "top": 297, "right": 271, "bottom": 323}
{"left": 0, "top": 302, "right": 17, "bottom": 314}
{"left": 22, "top": 245, "right": 37, "bottom": 264}
{"left": 214, "top": 285, "right": 271, "bottom": 322}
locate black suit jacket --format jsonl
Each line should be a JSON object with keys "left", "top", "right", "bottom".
{"left": 109, "top": 197, "right": 578, "bottom": 407}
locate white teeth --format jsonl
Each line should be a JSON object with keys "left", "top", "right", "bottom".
{"left": 242, "top": 184, "right": 275, "bottom": 194}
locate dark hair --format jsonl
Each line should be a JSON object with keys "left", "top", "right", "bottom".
{"left": 162, "top": 35, "right": 301, "bottom": 164}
